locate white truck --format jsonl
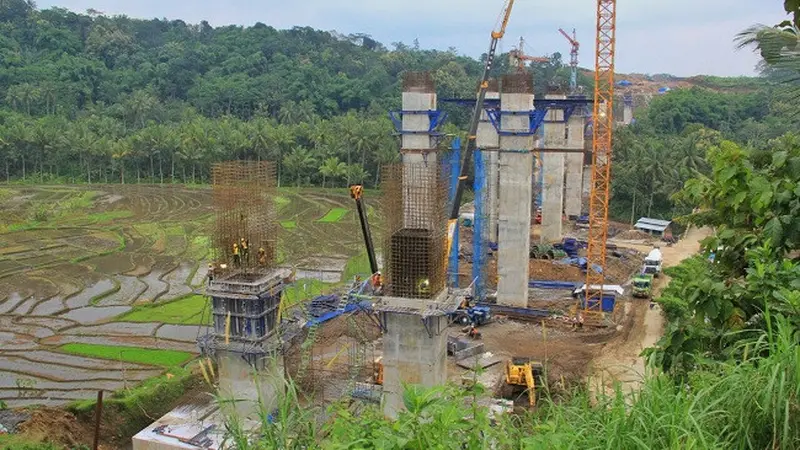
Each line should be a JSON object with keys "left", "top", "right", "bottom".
{"left": 643, "top": 248, "right": 663, "bottom": 277}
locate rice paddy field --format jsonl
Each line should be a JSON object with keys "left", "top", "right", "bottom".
{"left": 0, "top": 184, "right": 378, "bottom": 407}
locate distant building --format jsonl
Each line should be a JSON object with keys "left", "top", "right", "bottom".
{"left": 634, "top": 217, "right": 672, "bottom": 237}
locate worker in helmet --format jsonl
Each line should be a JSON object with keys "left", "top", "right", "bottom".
{"left": 232, "top": 242, "right": 240, "bottom": 267}
{"left": 240, "top": 238, "right": 249, "bottom": 263}
{"left": 417, "top": 278, "right": 430, "bottom": 297}
{"left": 257, "top": 247, "right": 267, "bottom": 266}
{"left": 371, "top": 271, "right": 383, "bottom": 294}
{"left": 207, "top": 263, "right": 216, "bottom": 284}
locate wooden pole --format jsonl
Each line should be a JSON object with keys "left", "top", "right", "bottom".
{"left": 93, "top": 390, "right": 103, "bottom": 450}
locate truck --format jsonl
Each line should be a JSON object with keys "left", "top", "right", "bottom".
{"left": 642, "top": 248, "right": 663, "bottom": 277}
{"left": 632, "top": 273, "right": 654, "bottom": 298}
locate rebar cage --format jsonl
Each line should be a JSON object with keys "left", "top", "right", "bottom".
{"left": 211, "top": 161, "right": 277, "bottom": 274}
{"left": 381, "top": 162, "right": 449, "bottom": 299}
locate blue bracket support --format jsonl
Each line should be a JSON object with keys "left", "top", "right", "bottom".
{"left": 447, "top": 138, "right": 461, "bottom": 288}
{"left": 486, "top": 108, "right": 549, "bottom": 136}
{"left": 472, "top": 149, "right": 486, "bottom": 301}
{"left": 388, "top": 110, "right": 448, "bottom": 135}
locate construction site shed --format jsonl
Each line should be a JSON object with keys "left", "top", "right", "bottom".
{"left": 634, "top": 217, "right": 671, "bottom": 236}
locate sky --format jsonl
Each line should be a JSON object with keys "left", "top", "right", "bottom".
{"left": 37, "top": 0, "right": 788, "bottom": 77}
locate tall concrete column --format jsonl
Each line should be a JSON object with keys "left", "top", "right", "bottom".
{"left": 382, "top": 313, "right": 448, "bottom": 418}
{"left": 541, "top": 93, "right": 566, "bottom": 243}
{"left": 381, "top": 72, "right": 448, "bottom": 419}
{"left": 564, "top": 111, "right": 586, "bottom": 217}
{"left": 477, "top": 83, "right": 500, "bottom": 243}
{"left": 401, "top": 72, "right": 438, "bottom": 230}
{"left": 497, "top": 74, "right": 534, "bottom": 308}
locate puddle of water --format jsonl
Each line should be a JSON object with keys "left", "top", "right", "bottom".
{"left": 65, "top": 322, "right": 159, "bottom": 337}
{"left": 64, "top": 279, "right": 116, "bottom": 309}
{"left": 156, "top": 324, "right": 208, "bottom": 342}
{"left": 138, "top": 270, "right": 167, "bottom": 303}
{"left": 0, "top": 293, "right": 25, "bottom": 314}
{"left": 159, "top": 263, "right": 193, "bottom": 301}
{"left": 61, "top": 306, "right": 132, "bottom": 324}
{"left": 0, "top": 332, "right": 38, "bottom": 350}
{"left": 191, "top": 264, "right": 209, "bottom": 286}
{"left": 16, "top": 316, "right": 77, "bottom": 331}
{"left": 0, "top": 316, "right": 54, "bottom": 339}
{"left": 2, "top": 398, "right": 69, "bottom": 408}
{"left": 31, "top": 296, "right": 67, "bottom": 316}
{"left": 96, "top": 275, "right": 146, "bottom": 306}
{"left": 0, "top": 377, "right": 132, "bottom": 391}
{"left": 0, "top": 388, "right": 100, "bottom": 403}
{"left": 10, "top": 296, "right": 42, "bottom": 316}
{"left": 0, "top": 356, "right": 161, "bottom": 381}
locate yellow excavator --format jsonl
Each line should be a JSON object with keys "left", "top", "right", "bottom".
{"left": 504, "top": 357, "right": 544, "bottom": 407}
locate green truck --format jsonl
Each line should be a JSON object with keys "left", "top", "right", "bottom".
{"left": 632, "top": 273, "right": 654, "bottom": 298}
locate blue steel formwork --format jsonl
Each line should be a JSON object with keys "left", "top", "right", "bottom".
{"left": 447, "top": 138, "right": 462, "bottom": 288}
{"left": 472, "top": 150, "right": 487, "bottom": 301}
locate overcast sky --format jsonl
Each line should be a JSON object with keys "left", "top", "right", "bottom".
{"left": 37, "top": 0, "right": 787, "bottom": 77}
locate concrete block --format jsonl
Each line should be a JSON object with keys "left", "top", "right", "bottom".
{"left": 382, "top": 313, "right": 448, "bottom": 418}
{"left": 216, "top": 349, "right": 284, "bottom": 420}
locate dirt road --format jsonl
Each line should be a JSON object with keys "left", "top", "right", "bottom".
{"left": 589, "top": 227, "right": 710, "bottom": 396}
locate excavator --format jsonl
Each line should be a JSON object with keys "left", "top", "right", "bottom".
{"left": 504, "top": 357, "right": 544, "bottom": 407}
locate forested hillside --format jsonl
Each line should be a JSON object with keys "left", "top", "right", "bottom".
{"left": 0, "top": 0, "right": 796, "bottom": 224}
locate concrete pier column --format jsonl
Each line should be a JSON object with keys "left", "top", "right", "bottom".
{"left": 564, "top": 110, "right": 586, "bottom": 217}
{"left": 496, "top": 74, "right": 534, "bottom": 308}
{"left": 541, "top": 93, "right": 566, "bottom": 243}
{"left": 401, "top": 72, "right": 438, "bottom": 230}
{"left": 382, "top": 313, "right": 448, "bottom": 418}
{"left": 477, "top": 83, "right": 500, "bottom": 243}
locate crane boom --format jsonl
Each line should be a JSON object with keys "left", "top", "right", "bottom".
{"left": 585, "top": 1, "right": 617, "bottom": 311}
{"left": 558, "top": 28, "right": 580, "bottom": 94}
{"left": 447, "top": 0, "right": 515, "bottom": 255}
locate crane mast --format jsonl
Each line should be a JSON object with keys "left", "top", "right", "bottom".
{"left": 558, "top": 28, "right": 580, "bottom": 95}
{"left": 585, "top": 1, "right": 617, "bottom": 312}
{"left": 447, "top": 0, "right": 514, "bottom": 254}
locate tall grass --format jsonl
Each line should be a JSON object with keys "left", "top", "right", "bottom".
{"left": 216, "top": 315, "right": 799, "bottom": 449}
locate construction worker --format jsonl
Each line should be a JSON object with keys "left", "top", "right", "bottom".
{"left": 207, "top": 263, "right": 216, "bottom": 284}
{"left": 232, "top": 242, "right": 240, "bottom": 267}
{"left": 417, "top": 278, "right": 430, "bottom": 297}
{"left": 468, "top": 325, "right": 481, "bottom": 339}
{"left": 257, "top": 247, "right": 267, "bottom": 266}
{"left": 371, "top": 271, "right": 383, "bottom": 294}
{"left": 577, "top": 312, "right": 584, "bottom": 329}
{"left": 240, "top": 238, "right": 249, "bottom": 262}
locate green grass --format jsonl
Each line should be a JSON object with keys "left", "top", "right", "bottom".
{"left": 283, "top": 279, "right": 333, "bottom": 307}
{"left": 344, "top": 252, "right": 372, "bottom": 280}
{"left": 58, "top": 343, "right": 194, "bottom": 367}
{"left": 118, "top": 294, "right": 210, "bottom": 325}
{"left": 280, "top": 220, "right": 297, "bottom": 229}
{"left": 317, "top": 207, "right": 349, "bottom": 223}
{"left": 275, "top": 196, "right": 290, "bottom": 207}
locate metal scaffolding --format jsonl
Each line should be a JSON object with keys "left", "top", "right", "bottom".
{"left": 211, "top": 161, "right": 277, "bottom": 275}
{"left": 381, "top": 163, "right": 449, "bottom": 300}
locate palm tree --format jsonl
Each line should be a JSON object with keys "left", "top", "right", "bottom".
{"left": 111, "top": 139, "right": 132, "bottom": 184}
{"left": 344, "top": 164, "right": 369, "bottom": 186}
{"left": 318, "top": 156, "right": 346, "bottom": 188}
{"left": 282, "top": 147, "right": 316, "bottom": 187}
{"left": 737, "top": 24, "right": 799, "bottom": 100}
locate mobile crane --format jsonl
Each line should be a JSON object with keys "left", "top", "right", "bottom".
{"left": 349, "top": 184, "right": 379, "bottom": 280}
{"left": 447, "top": 0, "right": 516, "bottom": 261}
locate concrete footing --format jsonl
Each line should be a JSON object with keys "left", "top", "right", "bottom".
{"left": 382, "top": 312, "right": 448, "bottom": 418}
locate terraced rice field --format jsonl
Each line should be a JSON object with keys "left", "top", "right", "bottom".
{"left": 0, "top": 185, "right": 378, "bottom": 407}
